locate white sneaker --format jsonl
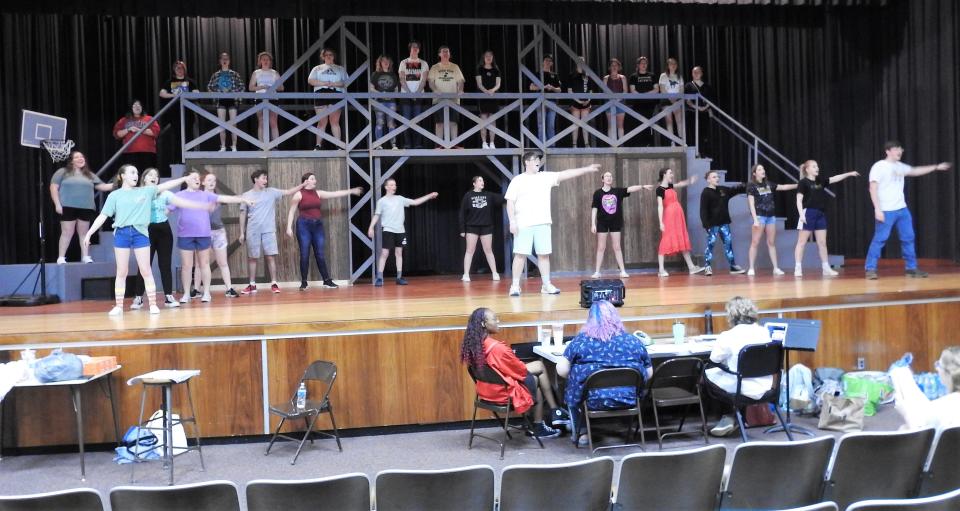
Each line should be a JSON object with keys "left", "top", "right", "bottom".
{"left": 149, "top": 305, "right": 161, "bottom": 314}
{"left": 108, "top": 306, "right": 123, "bottom": 317}
{"left": 179, "top": 295, "right": 190, "bottom": 304}
{"left": 491, "top": 272, "right": 500, "bottom": 281}
{"left": 201, "top": 292, "right": 212, "bottom": 303}
{"left": 219, "top": 146, "right": 226, "bottom": 152}
{"left": 130, "top": 296, "right": 143, "bottom": 310}
{"left": 773, "top": 267, "right": 785, "bottom": 276}
{"left": 541, "top": 284, "right": 561, "bottom": 295}
{"left": 794, "top": 266, "right": 803, "bottom": 277}
{"left": 508, "top": 285, "right": 521, "bottom": 297}
{"left": 461, "top": 274, "right": 471, "bottom": 282}
{"left": 689, "top": 266, "right": 706, "bottom": 275}
{"left": 619, "top": 271, "right": 630, "bottom": 278}
{"left": 747, "top": 269, "right": 755, "bottom": 276}
{"left": 591, "top": 272, "right": 601, "bottom": 278}
{"left": 658, "top": 270, "right": 670, "bottom": 277}
{"left": 481, "top": 142, "right": 489, "bottom": 149}
{"left": 489, "top": 141, "right": 496, "bottom": 149}
{"left": 165, "top": 295, "right": 180, "bottom": 308}
{"left": 56, "top": 257, "right": 66, "bottom": 265}
{"left": 230, "top": 145, "right": 237, "bottom": 152}
{"left": 82, "top": 256, "right": 94, "bottom": 264}
{"left": 822, "top": 266, "right": 839, "bottom": 277}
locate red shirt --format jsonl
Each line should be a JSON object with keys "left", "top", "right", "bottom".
{"left": 298, "top": 189, "right": 323, "bottom": 220}
{"left": 113, "top": 115, "right": 160, "bottom": 154}
{"left": 475, "top": 337, "right": 533, "bottom": 413}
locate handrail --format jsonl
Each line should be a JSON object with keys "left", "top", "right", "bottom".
{"left": 95, "top": 95, "right": 181, "bottom": 179}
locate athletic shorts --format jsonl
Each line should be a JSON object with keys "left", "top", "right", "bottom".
{"left": 464, "top": 225, "right": 494, "bottom": 236}
{"left": 114, "top": 226, "right": 150, "bottom": 249}
{"left": 246, "top": 231, "right": 279, "bottom": 258}
{"left": 802, "top": 208, "right": 827, "bottom": 231}
{"left": 177, "top": 236, "right": 212, "bottom": 251}
{"left": 61, "top": 207, "right": 97, "bottom": 222}
{"left": 756, "top": 215, "right": 777, "bottom": 226}
{"left": 314, "top": 89, "right": 340, "bottom": 108}
{"left": 513, "top": 224, "right": 552, "bottom": 256}
{"left": 210, "top": 228, "right": 229, "bottom": 250}
{"left": 595, "top": 217, "right": 623, "bottom": 233}
{"left": 432, "top": 108, "right": 460, "bottom": 124}
{"left": 215, "top": 98, "right": 238, "bottom": 110}
{"left": 382, "top": 231, "right": 408, "bottom": 250}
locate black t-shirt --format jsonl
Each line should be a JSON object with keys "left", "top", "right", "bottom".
{"left": 459, "top": 190, "right": 504, "bottom": 231}
{"left": 747, "top": 181, "right": 779, "bottom": 217}
{"left": 798, "top": 175, "right": 830, "bottom": 210}
{"left": 476, "top": 66, "right": 500, "bottom": 91}
{"left": 566, "top": 72, "right": 595, "bottom": 107}
{"left": 542, "top": 71, "right": 561, "bottom": 90}
{"left": 371, "top": 71, "right": 399, "bottom": 93}
{"left": 629, "top": 72, "right": 656, "bottom": 94}
{"left": 592, "top": 187, "right": 630, "bottom": 226}
{"left": 699, "top": 185, "right": 746, "bottom": 228}
{"left": 655, "top": 183, "right": 673, "bottom": 199}
{"left": 684, "top": 80, "right": 714, "bottom": 103}
{"left": 160, "top": 77, "right": 198, "bottom": 105}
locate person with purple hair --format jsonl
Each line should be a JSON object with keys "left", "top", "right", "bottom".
{"left": 557, "top": 300, "right": 652, "bottom": 446}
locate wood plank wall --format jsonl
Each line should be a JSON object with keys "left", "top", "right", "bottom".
{"left": 7, "top": 300, "right": 956, "bottom": 447}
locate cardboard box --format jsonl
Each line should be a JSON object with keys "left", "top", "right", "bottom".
{"left": 82, "top": 356, "right": 118, "bottom": 376}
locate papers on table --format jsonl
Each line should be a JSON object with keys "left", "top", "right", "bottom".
{"left": 127, "top": 369, "right": 200, "bottom": 386}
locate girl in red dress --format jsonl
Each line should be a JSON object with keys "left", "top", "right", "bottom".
{"left": 656, "top": 168, "right": 705, "bottom": 277}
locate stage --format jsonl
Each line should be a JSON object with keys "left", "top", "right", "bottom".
{"left": 1, "top": 260, "right": 958, "bottom": 449}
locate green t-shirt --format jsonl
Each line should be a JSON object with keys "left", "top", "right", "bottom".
{"left": 101, "top": 186, "right": 158, "bottom": 236}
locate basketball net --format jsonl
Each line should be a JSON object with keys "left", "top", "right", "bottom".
{"left": 40, "top": 139, "right": 75, "bottom": 163}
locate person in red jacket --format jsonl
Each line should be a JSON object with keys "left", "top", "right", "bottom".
{"left": 112, "top": 99, "right": 160, "bottom": 172}
{"left": 461, "top": 307, "right": 567, "bottom": 438}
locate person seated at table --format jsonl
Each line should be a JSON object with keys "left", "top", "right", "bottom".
{"left": 889, "top": 347, "right": 960, "bottom": 430}
{"left": 557, "top": 300, "right": 652, "bottom": 446}
{"left": 703, "top": 296, "right": 773, "bottom": 437}
{"left": 460, "top": 307, "right": 568, "bottom": 438}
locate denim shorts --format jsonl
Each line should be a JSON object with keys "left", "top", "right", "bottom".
{"left": 802, "top": 208, "right": 828, "bottom": 231}
{"left": 756, "top": 215, "right": 777, "bottom": 226}
{"left": 114, "top": 226, "right": 151, "bottom": 249}
{"left": 177, "top": 236, "right": 212, "bottom": 251}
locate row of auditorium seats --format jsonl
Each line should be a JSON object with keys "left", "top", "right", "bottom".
{"left": 1, "top": 427, "right": 958, "bottom": 511}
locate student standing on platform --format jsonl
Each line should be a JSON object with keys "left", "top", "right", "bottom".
{"left": 367, "top": 179, "right": 438, "bottom": 287}
{"left": 308, "top": 48, "right": 348, "bottom": 150}
{"left": 459, "top": 176, "right": 504, "bottom": 282}
{"left": 684, "top": 66, "right": 713, "bottom": 156}
{"left": 506, "top": 151, "right": 600, "bottom": 296}
{"left": 131, "top": 167, "right": 180, "bottom": 309}
{"left": 700, "top": 170, "right": 746, "bottom": 276}
{"left": 792, "top": 161, "right": 859, "bottom": 277}
{"left": 398, "top": 41, "right": 430, "bottom": 149}
{"left": 566, "top": 57, "right": 595, "bottom": 148}
{"left": 475, "top": 50, "right": 502, "bottom": 149}
{"left": 428, "top": 46, "right": 466, "bottom": 148}
{"left": 202, "top": 172, "right": 241, "bottom": 298}
{"left": 628, "top": 56, "right": 657, "bottom": 147}
{"left": 590, "top": 171, "right": 651, "bottom": 278}
{"left": 460, "top": 307, "right": 564, "bottom": 438}
{"left": 239, "top": 170, "right": 305, "bottom": 294}
{"left": 369, "top": 54, "right": 400, "bottom": 150}
{"left": 658, "top": 57, "right": 684, "bottom": 144}
{"left": 655, "top": 168, "right": 704, "bottom": 277}
{"left": 112, "top": 99, "right": 160, "bottom": 172}
{"left": 173, "top": 171, "right": 252, "bottom": 304}
{"left": 864, "top": 141, "right": 952, "bottom": 280}
{"left": 207, "top": 52, "right": 245, "bottom": 152}
{"left": 603, "top": 58, "right": 628, "bottom": 142}
{"left": 285, "top": 173, "right": 363, "bottom": 290}
{"left": 746, "top": 164, "right": 797, "bottom": 276}
{"left": 81, "top": 166, "right": 199, "bottom": 316}
{"left": 49, "top": 151, "right": 114, "bottom": 264}
{"left": 158, "top": 60, "right": 198, "bottom": 167}
{"left": 249, "top": 51, "right": 283, "bottom": 143}
{"left": 529, "top": 54, "right": 562, "bottom": 145}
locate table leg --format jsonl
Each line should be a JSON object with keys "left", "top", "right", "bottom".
{"left": 164, "top": 384, "right": 173, "bottom": 486}
{"left": 105, "top": 375, "right": 121, "bottom": 446}
{"left": 71, "top": 385, "right": 85, "bottom": 481}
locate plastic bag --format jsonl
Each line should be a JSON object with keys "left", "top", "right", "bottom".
{"left": 842, "top": 371, "right": 893, "bottom": 416}
{"left": 788, "top": 363, "right": 814, "bottom": 414}
{"left": 813, "top": 367, "right": 845, "bottom": 412}
{"left": 33, "top": 349, "right": 83, "bottom": 383}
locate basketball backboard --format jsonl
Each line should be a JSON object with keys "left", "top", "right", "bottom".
{"left": 21, "top": 110, "right": 67, "bottom": 148}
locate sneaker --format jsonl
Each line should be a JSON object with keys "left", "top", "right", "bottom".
{"left": 794, "top": 266, "right": 803, "bottom": 277}
{"left": 865, "top": 270, "right": 878, "bottom": 280}
{"left": 541, "top": 284, "right": 561, "bottom": 295}
{"left": 164, "top": 294, "right": 180, "bottom": 307}
{"left": 314, "top": 144, "right": 322, "bottom": 151}
{"left": 242, "top": 284, "right": 257, "bottom": 294}
{"left": 321, "top": 279, "right": 339, "bottom": 289}
{"left": 82, "top": 256, "right": 94, "bottom": 264}
{"left": 689, "top": 266, "right": 706, "bottom": 275}
{"left": 395, "top": 277, "right": 408, "bottom": 286}
{"left": 491, "top": 272, "right": 500, "bottom": 281}
{"left": 201, "top": 292, "right": 212, "bottom": 303}
{"left": 130, "top": 296, "right": 144, "bottom": 310}
{"left": 230, "top": 146, "right": 237, "bottom": 152}
{"left": 619, "top": 271, "right": 630, "bottom": 278}
{"left": 373, "top": 145, "right": 384, "bottom": 150}
{"left": 481, "top": 142, "right": 489, "bottom": 149}
{"left": 905, "top": 269, "right": 929, "bottom": 278}
{"left": 179, "top": 295, "right": 190, "bottom": 304}
{"left": 822, "top": 266, "right": 839, "bottom": 277}
{"left": 549, "top": 408, "right": 571, "bottom": 428}
{"left": 190, "top": 288, "right": 201, "bottom": 298}
{"left": 658, "top": 270, "right": 670, "bottom": 277}
{"left": 703, "top": 266, "right": 713, "bottom": 276}
{"left": 219, "top": 146, "right": 226, "bottom": 152}
{"left": 271, "top": 283, "right": 281, "bottom": 294}
{"left": 56, "top": 257, "right": 66, "bottom": 265}
{"left": 149, "top": 305, "right": 160, "bottom": 315}
{"left": 374, "top": 277, "right": 384, "bottom": 287}
{"left": 489, "top": 141, "right": 496, "bottom": 149}
{"left": 299, "top": 281, "right": 308, "bottom": 291}
{"left": 461, "top": 274, "right": 471, "bottom": 282}
{"left": 730, "top": 265, "right": 746, "bottom": 274}
{"left": 591, "top": 272, "right": 601, "bottom": 278}
{"left": 108, "top": 306, "right": 123, "bottom": 317}
{"left": 508, "top": 285, "right": 521, "bottom": 297}
{"left": 573, "top": 434, "right": 591, "bottom": 448}
{"left": 746, "top": 269, "right": 755, "bottom": 276}
{"left": 709, "top": 415, "right": 739, "bottom": 437}
{"left": 225, "top": 288, "right": 240, "bottom": 298}
{"left": 528, "top": 422, "right": 561, "bottom": 439}
{"left": 391, "top": 143, "right": 400, "bottom": 150}
{"left": 773, "top": 267, "right": 785, "bottom": 276}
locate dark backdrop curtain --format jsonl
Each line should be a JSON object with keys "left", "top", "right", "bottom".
{"left": 1, "top": 0, "right": 957, "bottom": 269}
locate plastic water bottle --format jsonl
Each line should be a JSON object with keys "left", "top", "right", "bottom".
{"left": 295, "top": 383, "right": 307, "bottom": 410}
{"left": 922, "top": 374, "right": 937, "bottom": 400}
{"left": 672, "top": 320, "right": 686, "bottom": 345}
{"left": 704, "top": 308, "right": 714, "bottom": 335}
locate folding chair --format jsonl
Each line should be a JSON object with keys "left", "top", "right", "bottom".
{"left": 265, "top": 360, "right": 342, "bottom": 464}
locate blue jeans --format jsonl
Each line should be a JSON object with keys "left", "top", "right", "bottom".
{"left": 538, "top": 103, "right": 557, "bottom": 145}
{"left": 705, "top": 224, "right": 736, "bottom": 267}
{"left": 865, "top": 207, "right": 917, "bottom": 271}
{"left": 297, "top": 218, "right": 331, "bottom": 282}
{"left": 374, "top": 101, "right": 397, "bottom": 144}
{"left": 399, "top": 99, "right": 425, "bottom": 148}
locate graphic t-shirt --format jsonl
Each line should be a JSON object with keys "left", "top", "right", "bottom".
{"left": 370, "top": 71, "right": 399, "bottom": 94}
{"left": 747, "top": 181, "right": 779, "bottom": 217}
{"left": 240, "top": 187, "right": 284, "bottom": 233}
{"left": 629, "top": 72, "right": 656, "bottom": 94}
{"left": 160, "top": 77, "right": 197, "bottom": 105}
{"left": 112, "top": 115, "right": 160, "bottom": 153}
{"left": 427, "top": 62, "right": 465, "bottom": 103}
{"left": 171, "top": 190, "right": 219, "bottom": 237}
{"left": 308, "top": 64, "right": 348, "bottom": 93}
{"left": 868, "top": 160, "right": 912, "bottom": 211}
{"left": 798, "top": 175, "right": 830, "bottom": 211}
{"left": 658, "top": 72, "right": 684, "bottom": 94}
{"left": 374, "top": 195, "right": 415, "bottom": 234}
{"left": 398, "top": 58, "right": 429, "bottom": 93}
{"left": 51, "top": 168, "right": 104, "bottom": 210}
{"left": 504, "top": 171, "right": 561, "bottom": 228}
{"left": 591, "top": 187, "right": 630, "bottom": 226}
{"left": 207, "top": 69, "right": 245, "bottom": 93}
{"left": 251, "top": 69, "right": 280, "bottom": 93}
{"left": 101, "top": 186, "right": 158, "bottom": 236}
{"left": 458, "top": 190, "right": 504, "bottom": 231}
{"left": 476, "top": 66, "right": 500, "bottom": 91}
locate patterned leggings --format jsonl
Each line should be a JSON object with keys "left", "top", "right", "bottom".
{"left": 705, "top": 224, "right": 736, "bottom": 267}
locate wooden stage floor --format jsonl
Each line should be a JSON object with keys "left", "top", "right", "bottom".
{"left": 2, "top": 259, "right": 958, "bottom": 346}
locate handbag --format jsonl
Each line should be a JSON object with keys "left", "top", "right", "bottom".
{"left": 818, "top": 392, "right": 865, "bottom": 432}
{"left": 744, "top": 403, "right": 776, "bottom": 427}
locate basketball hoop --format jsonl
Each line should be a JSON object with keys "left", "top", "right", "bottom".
{"left": 40, "top": 139, "right": 75, "bottom": 163}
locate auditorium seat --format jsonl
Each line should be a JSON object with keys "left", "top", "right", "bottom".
{"left": 846, "top": 487, "right": 960, "bottom": 511}
{"left": 110, "top": 481, "right": 240, "bottom": 511}
{"left": 614, "top": 445, "right": 725, "bottom": 510}
{"left": 0, "top": 488, "right": 104, "bottom": 511}
{"left": 375, "top": 465, "right": 494, "bottom": 511}
{"left": 245, "top": 473, "right": 370, "bottom": 511}
{"left": 499, "top": 457, "right": 614, "bottom": 511}
{"left": 720, "top": 436, "right": 835, "bottom": 509}
{"left": 918, "top": 426, "right": 960, "bottom": 497}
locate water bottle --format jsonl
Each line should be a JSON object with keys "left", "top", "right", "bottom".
{"left": 295, "top": 383, "right": 307, "bottom": 410}
{"left": 922, "top": 374, "right": 937, "bottom": 400}
{"left": 672, "top": 320, "right": 686, "bottom": 345}
{"left": 704, "top": 308, "right": 714, "bottom": 335}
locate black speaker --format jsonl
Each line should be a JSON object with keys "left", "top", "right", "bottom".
{"left": 579, "top": 279, "right": 625, "bottom": 308}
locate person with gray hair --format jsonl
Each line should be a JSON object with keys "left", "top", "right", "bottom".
{"left": 704, "top": 296, "right": 774, "bottom": 436}
{"left": 889, "top": 347, "right": 960, "bottom": 429}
